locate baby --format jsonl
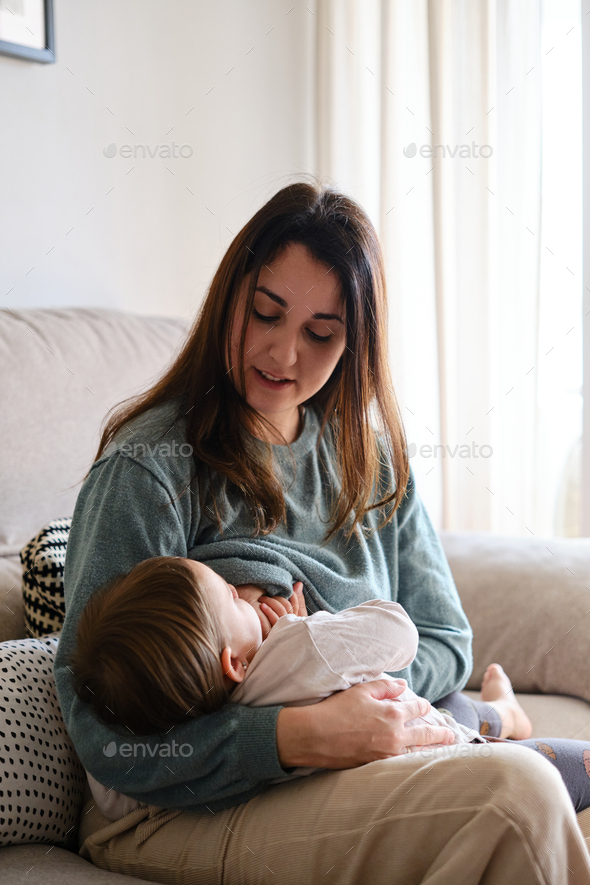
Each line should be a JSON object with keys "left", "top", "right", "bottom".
{"left": 70, "top": 555, "right": 531, "bottom": 821}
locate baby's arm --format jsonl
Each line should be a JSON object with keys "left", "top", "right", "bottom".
{"left": 306, "top": 599, "right": 420, "bottom": 682}
{"left": 306, "top": 602, "right": 464, "bottom": 748}
{"left": 235, "top": 599, "right": 422, "bottom": 709}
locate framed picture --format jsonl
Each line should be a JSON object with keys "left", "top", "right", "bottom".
{"left": 0, "top": 0, "right": 54, "bottom": 63}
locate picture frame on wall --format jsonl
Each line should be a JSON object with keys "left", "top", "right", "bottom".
{"left": 0, "top": 0, "right": 55, "bottom": 63}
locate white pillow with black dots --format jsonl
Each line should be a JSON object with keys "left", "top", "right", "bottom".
{"left": 0, "top": 633, "right": 86, "bottom": 848}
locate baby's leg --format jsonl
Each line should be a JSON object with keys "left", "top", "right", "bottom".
{"left": 433, "top": 690, "right": 503, "bottom": 737}
{"left": 506, "top": 737, "right": 590, "bottom": 813}
{"left": 479, "top": 663, "right": 532, "bottom": 739}
{"left": 434, "top": 664, "right": 532, "bottom": 740}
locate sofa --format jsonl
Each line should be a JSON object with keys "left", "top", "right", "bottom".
{"left": 1, "top": 307, "right": 589, "bottom": 884}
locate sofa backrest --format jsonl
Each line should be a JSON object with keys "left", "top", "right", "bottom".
{"left": 0, "top": 308, "right": 190, "bottom": 558}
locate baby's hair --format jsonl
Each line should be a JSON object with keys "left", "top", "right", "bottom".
{"left": 70, "top": 556, "right": 231, "bottom": 734}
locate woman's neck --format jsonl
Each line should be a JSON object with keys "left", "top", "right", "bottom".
{"left": 248, "top": 405, "right": 305, "bottom": 445}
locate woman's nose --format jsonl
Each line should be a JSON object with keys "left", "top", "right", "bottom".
{"left": 267, "top": 324, "right": 298, "bottom": 366}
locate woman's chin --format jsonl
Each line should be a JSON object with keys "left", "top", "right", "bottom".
{"left": 246, "top": 391, "right": 295, "bottom": 417}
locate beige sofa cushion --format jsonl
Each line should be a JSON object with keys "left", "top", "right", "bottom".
{"left": 0, "top": 843, "right": 158, "bottom": 883}
{"left": 0, "top": 308, "right": 189, "bottom": 559}
{"left": 440, "top": 530, "right": 590, "bottom": 705}
{"left": 463, "top": 690, "right": 590, "bottom": 742}
{"left": 0, "top": 557, "right": 24, "bottom": 643}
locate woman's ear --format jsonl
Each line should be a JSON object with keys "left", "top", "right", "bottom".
{"left": 220, "top": 646, "right": 248, "bottom": 684}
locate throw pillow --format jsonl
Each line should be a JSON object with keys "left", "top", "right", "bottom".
{"left": 20, "top": 518, "right": 71, "bottom": 638}
{"left": 0, "top": 633, "right": 86, "bottom": 848}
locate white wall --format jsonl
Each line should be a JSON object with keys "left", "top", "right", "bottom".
{"left": 1, "top": 0, "right": 316, "bottom": 320}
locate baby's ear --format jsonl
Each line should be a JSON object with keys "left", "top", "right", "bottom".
{"left": 220, "top": 647, "right": 248, "bottom": 684}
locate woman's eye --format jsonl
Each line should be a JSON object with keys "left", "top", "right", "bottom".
{"left": 252, "top": 308, "right": 332, "bottom": 342}
{"left": 252, "top": 309, "right": 275, "bottom": 324}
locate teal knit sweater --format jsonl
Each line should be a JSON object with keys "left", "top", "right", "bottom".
{"left": 53, "top": 399, "right": 473, "bottom": 813}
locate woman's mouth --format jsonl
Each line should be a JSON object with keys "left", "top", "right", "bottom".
{"left": 254, "top": 367, "right": 294, "bottom": 389}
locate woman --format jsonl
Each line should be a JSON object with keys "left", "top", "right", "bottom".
{"left": 54, "top": 181, "right": 590, "bottom": 883}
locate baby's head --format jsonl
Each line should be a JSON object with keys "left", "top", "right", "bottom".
{"left": 70, "top": 556, "right": 263, "bottom": 734}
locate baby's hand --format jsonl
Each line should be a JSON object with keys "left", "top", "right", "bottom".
{"left": 259, "top": 582, "right": 307, "bottom": 627}
{"left": 291, "top": 581, "right": 308, "bottom": 617}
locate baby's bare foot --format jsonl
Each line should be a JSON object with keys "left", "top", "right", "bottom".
{"left": 480, "top": 663, "right": 532, "bottom": 740}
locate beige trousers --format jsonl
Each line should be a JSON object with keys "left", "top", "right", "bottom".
{"left": 78, "top": 742, "right": 590, "bottom": 885}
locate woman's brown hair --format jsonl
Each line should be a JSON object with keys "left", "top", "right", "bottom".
{"left": 91, "top": 176, "right": 410, "bottom": 544}
{"left": 70, "top": 557, "right": 230, "bottom": 734}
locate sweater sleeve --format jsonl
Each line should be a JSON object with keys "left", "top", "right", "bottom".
{"left": 384, "top": 466, "right": 474, "bottom": 702}
{"left": 53, "top": 451, "right": 289, "bottom": 813}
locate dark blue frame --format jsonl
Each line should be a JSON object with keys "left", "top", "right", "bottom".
{"left": 0, "top": 0, "right": 55, "bottom": 64}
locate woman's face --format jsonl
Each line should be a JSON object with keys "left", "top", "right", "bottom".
{"left": 227, "top": 242, "right": 347, "bottom": 440}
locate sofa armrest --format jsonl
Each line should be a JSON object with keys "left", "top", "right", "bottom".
{"left": 439, "top": 531, "right": 590, "bottom": 704}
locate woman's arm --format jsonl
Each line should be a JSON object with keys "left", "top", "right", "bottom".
{"left": 237, "top": 599, "right": 455, "bottom": 761}
{"left": 276, "top": 679, "right": 455, "bottom": 768}
{"left": 54, "top": 451, "right": 291, "bottom": 812}
{"left": 384, "top": 466, "right": 474, "bottom": 701}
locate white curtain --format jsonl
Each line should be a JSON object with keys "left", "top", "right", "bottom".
{"left": 314, "top": 0, "right": 545, "bottom": 535}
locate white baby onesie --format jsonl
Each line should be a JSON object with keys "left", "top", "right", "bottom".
{"left": 86, "top": 599, "right": 480, "bottom": 820}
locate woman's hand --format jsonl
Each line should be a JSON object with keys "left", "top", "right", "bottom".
{"left": 276, "top": 678, "right": 456, "bottom": 769}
